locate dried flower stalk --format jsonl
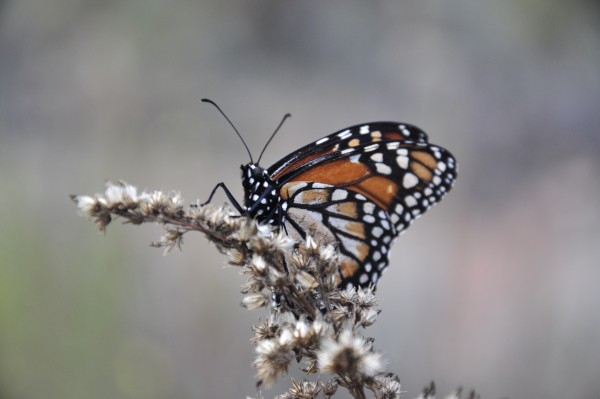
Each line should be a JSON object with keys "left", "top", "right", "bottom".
{"left": 72, "top": 181, "right": 477, "bottom": 399}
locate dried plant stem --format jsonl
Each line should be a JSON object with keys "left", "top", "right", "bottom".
{"left": 72, "top": 181, "right": 478, "bottom": 399}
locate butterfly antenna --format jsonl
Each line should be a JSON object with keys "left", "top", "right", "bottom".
{"left": 257, "top": 113, "right": 291, "bottom": 164}
{"left": 201, "top": 98, "right": 253, "bottom": 163}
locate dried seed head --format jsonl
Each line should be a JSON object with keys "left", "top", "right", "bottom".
{"left": 317, "top": 329, "right": 384, "bottom": 380}
{"left": 295, "top": 270, "right": 318, "bottom": 290}
{"left": 242, "top": 293, "right": 269, "bottom": 310}
{"left": 105, "top": 182, "right": 130, "bottom": 204}
{"left": 248, "top": 254, "right": 269, "bottom": 276}
{"left": 304, "top": 236, "right": 318, "bottom": 253}
{"left": 158, "top": 229, "right": 184, "bottom": 254}
{"left": 318, "top": 243, "right": 337, "bottom": 263}
{"left": 358, "top": 308, "right": 380, "bottom": 328}
{"left": 355, "top": 288, "right": 378, "bottom": 308}
{"left": 251, "top": 318, "right": 280, "bottom": 343}
{"left": 372, "top": 374, "right": 402, "bottom": 399}
{"left": 72, "top": 194, "right": 97, "bottom": 215}
{"left": 228, "top": 248, "right": 247, "bottom": 266}
{"left": 320, "top": 379, "right": 339, "bottom": 397}
{"left": 254, "top": 339, "right": 294, "bottom": 387}
{"left": 71, "top": 194, "right": 112, "bottom": 231}
{"left": 288, "top": 378, "right": 321, "bottom": 399}
{"left": 289, "top": 318, "right": 319, "bottom": 349}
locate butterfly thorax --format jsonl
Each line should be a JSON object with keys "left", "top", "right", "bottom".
{"left": 240, "top": 163, "right": 283, "bottom": 225}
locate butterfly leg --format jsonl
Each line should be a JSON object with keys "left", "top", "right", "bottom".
{"left": 201, "top": 182, "right": 245, "bottom": 214}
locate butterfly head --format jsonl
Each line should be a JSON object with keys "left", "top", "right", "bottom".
{"left": 240, "top": 163, "right": 281, "bottom": 223}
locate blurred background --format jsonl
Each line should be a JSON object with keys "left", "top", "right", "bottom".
{"left": 1, "top": 1, "right": 599, "bottom": 398}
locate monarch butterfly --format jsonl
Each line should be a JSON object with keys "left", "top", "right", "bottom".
{"left": 202, "top": 99, "right": 457, "bottom": 290}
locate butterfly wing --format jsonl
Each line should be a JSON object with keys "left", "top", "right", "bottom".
{"left": 270, "top": 122, "right": 457, "bottom": 288}
{"left": 282, "top": 182, "right": 396, "bottom": 289}
{"left": 269, "top": 122, "right": 428, "bottom": 181}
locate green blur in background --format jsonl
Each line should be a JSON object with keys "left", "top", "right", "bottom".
{"left": 1, "top": 1, "right": 599, "bottom": 398}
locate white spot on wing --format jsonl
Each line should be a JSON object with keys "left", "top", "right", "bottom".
{"left": 338, "top": 130, "right": 352, "bottom": 140}
{"left": 375, "top": 163, "right": 392, "bottom": 175}
{"left": 363, "top": 202, "right": 375, "bottom": 214}
{"left": 396, "top": 155, "right": 409, "bottom": 169}
{"left": 403, "top": 173, "right": 419, "bottom": 188}
{"left": 405, "top": 195, "right": 417, "bottom": 207}
{"left": 316, "top": 137, "right": 329, "bottom": 145}
{"left": 395, "top": 204, "right": 404, "bottom": 214}
{"left": 370, "top": 153, "right": 383, "bottom": 162}
{"left": 332, "top": 189, "right": 348, "bottom": 201}
{"left": 381, "top": 220, "right": 391, "bottom": 230}
{"left": 359, "top": 125, "right": 370, "bottom": 134}
{"left": 364, "top": 144, "right": 379, "bottom": 152}
{"left": 349, "top": 154, "right": 360, "bottom": 163}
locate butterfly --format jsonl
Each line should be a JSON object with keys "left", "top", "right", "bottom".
{"left": 202, "top": 99, "right": 457, "bottom": 290}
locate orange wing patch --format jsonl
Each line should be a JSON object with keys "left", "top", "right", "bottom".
{"left": 327, "top": 201, "right": 359, "bottom": 218}
{"left": 345, "top": 221, "right": 366, "bottom": 239}
{"left": 348, "top": 138, "right": 361, "bottom": 147}
{"left": 410, "top": 151, "right": 437, "bottom": 182}
{"left": 288, "top": 158, "right": 400, "bottom": 212}
{"left": 410, "top": 162, "right": 433, "bottom": 182}
{"left": 280, "top": 182, "right": 307, "bottom": 201}
{"left": 411, "top": 151, "right": 437, "bottom": 169}
{"left": 339, "top": 239, "right": 370, "bottom": 278}
{"left": 272, "top": 148, "right": 337, "bottom": 181}
{"left": 290, "top": 158, "right": 370, "bottom": 184}
{"left": 329, "top": 216, "right": 366, "bottom": 239}
{"left": 352, "top": 176, "right": 399, "bottom": 212}
{"left": 370, "top": 131, "right": 382, "bottom": 142}
{"left": 383, "top": 132, "right": 406, "bottom": 141}
{"left": 340, "top": 257, "right": 359, "bottom": 279}
{"left": 295, "top": 189, "right": 331, "bottom": 205}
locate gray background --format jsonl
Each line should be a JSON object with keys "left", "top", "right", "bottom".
{"left": 1, "top": 1, "right": 599, "bottom": 398}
